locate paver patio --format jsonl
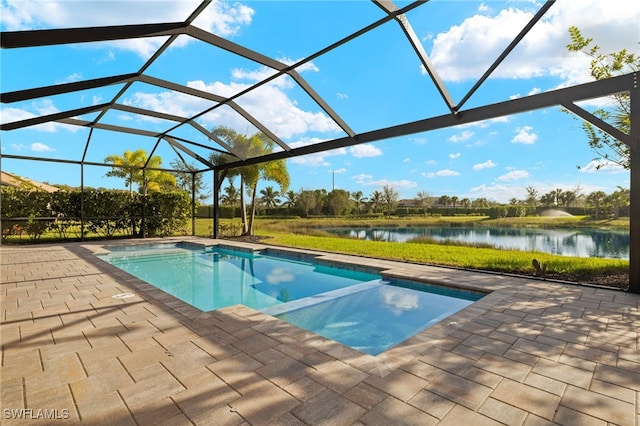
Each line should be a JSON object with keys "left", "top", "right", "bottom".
{"left": 1, "top": 237, "right": 638, "bottom": 425}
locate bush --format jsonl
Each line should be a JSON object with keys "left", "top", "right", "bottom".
{"left": 1, "top": 187, "right": 192, "bottom": 242}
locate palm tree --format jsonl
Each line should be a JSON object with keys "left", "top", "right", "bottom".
{"left": 350, "top": 191, "right": 367, "bottom": 215}
{"left": 451, "top": 196, "right": 459, "bottom": 209}
{"left": 369, "top": 190, "right": 383, "bottom": 214}
{"left": 585, "top": 191, "right": 606, "bottom": 219}
{"left": 259, "top": 186, "right": 280, "bottom": 210}
{"left": 415, "top": 190, "right": 431, "bottom": 216}
{"left": 460, "top": 198, "right": 471, "bottom": 209}
{"left": 438, "top": 195, "right": 451, "bottom": 207}
{"left": 104, "top": 149, "right": 175, "bottom": 195}
{"left": 540, "top": 192, "right": 556, "bottom": 207}
{"left": 105, "top": 149, "right": 146, "bottom": 195}
{"left": 282, "top": 190, "right": 297, "bottom": 214}
{"left": 209, "top": 126, "right": 289, "bottom": 236}
{"left": 221, "top": 181, "right": 240, "bottom": 208}
{"left": 382, "top": 185, "right": 399, "bottom": 217}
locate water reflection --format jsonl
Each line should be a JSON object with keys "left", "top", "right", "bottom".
{"left": 325, "top": 226, "right": 630, "bottom": 259}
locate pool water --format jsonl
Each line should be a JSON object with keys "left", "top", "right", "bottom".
{"left": 99, "top": 243, "right": 379, "bottom": 311}
{"left": 99, "top": 243, "right": 484, "bottom": 355}
{"left": 269, "top": 280, "right": 482, "bottom": 355}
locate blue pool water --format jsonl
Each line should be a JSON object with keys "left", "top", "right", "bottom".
{"left": 268, "top": 280, "right": 482, "bottom": 355}
{"left": 99, "top": 243, "right": 483, "bottom": 355}
{"left": 100, "top": 243, "right": 379, "bottom": 311}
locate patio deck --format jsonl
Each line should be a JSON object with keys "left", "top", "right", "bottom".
{"left": 1, "top": 237, "right": 638, "bottom": 425}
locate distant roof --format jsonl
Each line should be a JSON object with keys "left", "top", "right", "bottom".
{"left": 0, "top": 171, "right": 59, "bottom": 192}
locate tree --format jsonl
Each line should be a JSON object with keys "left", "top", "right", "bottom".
{"left": 105, "top": 149, "right": 176, "bottom": 195}
{"left": 259, "top": 186, "right": 280, "bottom": 210}
{"left": 460, "top": 198, "right": 471, "bottom": 209}
{"left": 350, "top": 191, "right": 367, "bottom": 215}
{"left": 586, "top": 190, "right": 606, "bottom": 219}
{"left": 607, "top": 187, "right": 630, "bottom": 220}
{"left": 170, "top": 160, "right": 210, "bottom": 202}
{"left": 567, "top": 26, "right": 638, "bottom": 169}
{"left": 525, "top": 186, "right": 539, "bottom": 207}
{"left": 540, "top": 191, "right": 556, "bottom": 207}
{"left": 221, "top": 180, "right": 240, "bottom": 208}
{"left": 282, "top": 190, "right": 297, "bottom": 214}
{"left": 369, "top": 190, "right": 383, "bottom": 214}
{"left": 450, "top": 196, "right": 459, "bottom": 209}
{"left": 438, "top": 195, "right": 451, "bottom": 207}
{"left": 209, "top": 126, "right": 289, "bottom": 235}
{"left": 382, "top": 185, "right": 399, "bottom": 217}
{"left": 415, "top": 190, "right": 432, "bottom": 216}
{"left": 326, "top": 189, "right": 351, "bottom": 216}
{"left": 296, "top": 190, "right": 317, "bottom": 217}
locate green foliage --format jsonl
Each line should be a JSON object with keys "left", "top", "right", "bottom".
{"left": 0, "top": 187, "right": 52, "bottom": 240}
{"left": 104, "top": 149, "right": 177, "bottom": 194}
{"left": 145, "top": 191, "right": 191, "bottom": 237}
{"left": 84, "top": 189, "right": 134, "bottom": 237}
{"left": 567, "top": 26, "right": 638, "bottom": 169}
{"left": 1, "top": 187, "right": 191, "bottom": 242}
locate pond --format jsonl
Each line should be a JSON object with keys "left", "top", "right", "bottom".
{"left": 323, "top": 226, "right": 630, "bottom": 260}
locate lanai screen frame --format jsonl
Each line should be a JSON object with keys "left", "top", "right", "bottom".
{"left": 0, "top": 1, "right": 638, "bottom": 293}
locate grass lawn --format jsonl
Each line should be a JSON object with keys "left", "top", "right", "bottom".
{"left": 199, "top": 216, "right": 629, "bottom": 288}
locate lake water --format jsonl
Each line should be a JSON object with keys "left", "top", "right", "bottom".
{"left": 324, "top": 226, "right": 630, "bottom": 260}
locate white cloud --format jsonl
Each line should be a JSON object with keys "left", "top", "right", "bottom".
{"left": 351, "top": 174, "right": 416, "bottom": 189}
{"left": 289, "top": 139, "right": 347, "bottom": 167}
{"left": 497, "top": 169, "right": 529, "bottom": 181}
{"left": 579, "top": 159, "right": 627, "bottom": 174}
{"left": 332, "top": 168, "right": 347, "bottom": 174}
{"left": 30, "top": 142, "right": 54, "bottom": 152}
{"left": 425, "top": 160, "right": 437, "bottom": 165}
{"left": 0, "top": 1, "right": 255, "bottom": 58}
{"left": 423, "top": 169, "right": 460, "bottom": 178}
{"left": 512, "top": 126, "right": 537, "bottom": 144}
{"left": 351, "top": 173, "right": 373, "bottom": 183}
{"left": 336, "top": 92, "right": 348, "bottom": 99}
{"left": 56, "top": 73, "right": 83, "bottom": 84}
{"left": 473, "top": 160, "right": 496, "bottom": 170}
{"left": 124, "top": 68, "right": 342, "bottom": 139}
{"left": 350, "top": 144, "right": 382, "bottom": 158}
{"left": 430, "top": 1, "right": 640, "bottom": 85}
{"left": 410, "top": 136, "right": 428, "bottom": 144}
{"left": 0, "top": 103, "right": 77, "bottom": 133}
{"left": 449, "top": 152, "right": 461, "bottom": 159}
{"left": 403, "top": 158, "right": 411, "bottom": 163}
{"left": 448, "top": 130, "right": 474, "bottom": 143}
{"left": 468, "top": 183, "right": 522, "bottom": 203}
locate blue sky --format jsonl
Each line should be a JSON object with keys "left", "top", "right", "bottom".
{"left": 1, "top": 0, "right": 639, "bottom": 203}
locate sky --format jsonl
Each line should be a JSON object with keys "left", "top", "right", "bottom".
{"left": 1, "top": 0, "right": 639, "bottom": 204}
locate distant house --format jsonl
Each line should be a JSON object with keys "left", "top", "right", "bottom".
{"left": 0, "top": 171, "right": 59, "bottom": 193}
{"left": 397, "top": 199, "right": 418, "bottom": 208}
{"left": 397, "top": 197, "right": 440, "bottom": 208}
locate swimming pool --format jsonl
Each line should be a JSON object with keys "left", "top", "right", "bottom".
{"left": 99, "top": 243, "right": 379, "bottom": 311}
{"left": 99, "top": 242, "right": 483, "bottom": 355}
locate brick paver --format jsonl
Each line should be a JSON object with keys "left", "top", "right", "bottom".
{"left": 1, "top": 238, "right": 638, "bottom": 425}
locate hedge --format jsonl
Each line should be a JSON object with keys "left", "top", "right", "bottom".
{"left": 1, "top": 187, "right": 191, "bottom": 242}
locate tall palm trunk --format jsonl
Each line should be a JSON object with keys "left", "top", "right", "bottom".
{"left": 239, "top": 176, "right": 249, "bottom": 235}
{"left": 246, "top": 183, "right": 259, "bottom": 236}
